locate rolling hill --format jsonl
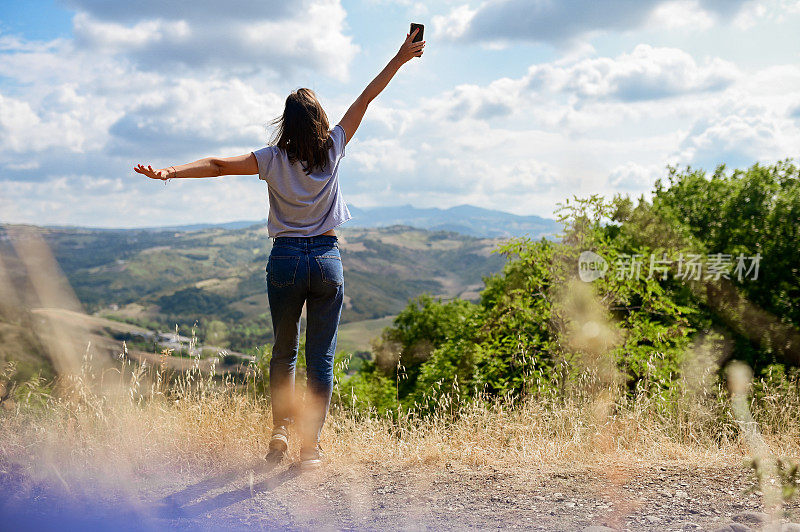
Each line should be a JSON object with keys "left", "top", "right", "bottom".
{"left": 1, "top": 223, "right": 509, "bottom": 354}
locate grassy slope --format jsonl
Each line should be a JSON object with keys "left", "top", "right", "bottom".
{"left": 336, "top": 315, "right": 395, "bottom": 354}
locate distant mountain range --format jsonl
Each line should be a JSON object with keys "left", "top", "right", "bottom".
{"left": 347, "top": 205, "right": 562, "bottom": 239}
{"left": 48, "top": 204, "right": 562, "bottom": 239}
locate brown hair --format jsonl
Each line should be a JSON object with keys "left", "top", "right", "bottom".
{"left": 269, "top": 88, "right": 333, "bottom": 175}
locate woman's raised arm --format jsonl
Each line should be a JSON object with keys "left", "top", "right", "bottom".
{"left": 338, "top": 28, "right": 425, "bottom": 145}
{"left": 133, "top": 153, "right": 259, "bottom": 181}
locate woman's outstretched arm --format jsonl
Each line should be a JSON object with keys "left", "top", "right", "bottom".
{"left": 133, "top": 153, "right": 258, "bottom": 181}
{"left": 338, "top": 28, "right": 425, "bottom": 145}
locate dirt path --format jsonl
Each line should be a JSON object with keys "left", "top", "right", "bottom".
{"left": 2, "top": 459, "right": 799, "bottom": 531}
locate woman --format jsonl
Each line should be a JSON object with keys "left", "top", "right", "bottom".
{"left": 134, "top": 29, "right": 425, "bottom": 469}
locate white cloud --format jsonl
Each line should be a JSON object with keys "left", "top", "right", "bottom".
{"left": 349, "top": 138, "right": 417, "bottom": 173}
{"left": 0, "top": 85, "right": 116, "bottom": 155}
{"left": 433, "top": 76, "right": 525, "bottom": 123}
{"left": 673, "top": 102, "right": 800, "bottom": 169}
{"left": 0, "top": 175, "right": 270, "bottom": 228}
{"left": 733, "top": 1, "right": 769, "bottom": 28}
{"left": 525, "top": 45, "right": 740, "bottom": 102}
{"left": 72, "top": 13, "right": 187, "bottom": 51}
{"left": 438, "top": 0, "right": 752, "bottom": 44}
{"left": 431, "top": 5, "right": 477, "bottom": 40}
{"left": 648, "top": 1, "right": 716, "bottom": 30}
{"left": 420, "top": 44, "right": 741, "bottom": 136}
{"left": 0, "top": 31, "right": 287, "bottom": 181}
{"left": 0, "top": 94, "right": 47, "bottom": 152}
{"left": 106, "top": 78, "right": 284, "bottom": 159}
{"left": 67, "top": 0, "right": 358, "bottom": 80}
{"left": 668, "top": 64, "right": 800, "bottom": 168}
{"left": 607, "top": 162, "right": 663, "bottom": 192}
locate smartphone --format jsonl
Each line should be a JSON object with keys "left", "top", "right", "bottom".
{"left": 410, "top": 23, "right": 424, "bottom": 43}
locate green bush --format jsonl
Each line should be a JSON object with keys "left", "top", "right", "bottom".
{"left": 345, "top": 161, "right": 800, "bottom": 416}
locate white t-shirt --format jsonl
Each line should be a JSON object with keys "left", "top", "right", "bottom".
{"left": 252, "top": 124, "right": 352, "bottom": 237}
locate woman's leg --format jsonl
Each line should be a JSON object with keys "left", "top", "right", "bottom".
{"left": 303, "top": 246, "right": 344, "bottom": 449}
{"left": 266, "top": 248, "right": 308, "bottom": 430}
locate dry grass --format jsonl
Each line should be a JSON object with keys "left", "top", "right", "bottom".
{"left": 1, "top": 226, "right": 799, "bottom": 526}
{"left": 1, "top": 341, "right": 799, "bottom": 532}
{"left": 2, "top": 341, "right": 799, "bottom": 490}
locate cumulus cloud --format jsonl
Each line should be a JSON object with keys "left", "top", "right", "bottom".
{"left": 431, "top": 5, "right": 477, "bottom": 40}
{"left": 435, "top": 0, "right": 753, "bottom": 44}
{"left": 0, "top": 174, "right": 270, "bottom": 227}
{"left": 106, "top": 79, "right": 284, "bottom": 159}
{"left": 66, "top": 0, "right": 358, "bottom": 79}
{"left": 607, "top": 162, "right": 662, "bottom": 192}
{"left": 0, "top": 38, "right": 285, "bottom": 183}
{"left": 526, "top": 44, "right": 740, "bottom": 102}
{"left": 387, "top": 40, "right": 796, "bottom": 209}
{"left": 344, "top": 151, "right": 567, "bottom": 216}
{"left": 349, "top": 138, "right": 417, "bottom": 173}
{"left": 426, "top": 45, "right": 740, "bottom": 128}
{"left": 62, "top": 0, "right": 293, "bottom": 24}
{"left": 0, "top": 83, "right": 119, "bottom": 164}
{"left": 667, "top": 65, "right": 800, "bottom": 169}
{"left": 436, "top": 77, "right": 525, "bottom": 123}
{"left": 0, "top": 94, "right": 50, "bottom": 153}
{"left": 647, "top": 1, "right": 717, "bottom": 30}
{"left": 673, "top": 102, "right": 800, "bottom": 169}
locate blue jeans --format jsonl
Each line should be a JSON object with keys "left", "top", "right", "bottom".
{"left": 266, "top": 235, "right": 344, "bottom": 448}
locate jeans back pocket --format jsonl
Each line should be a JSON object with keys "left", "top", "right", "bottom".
{"left": 267, "top": 256, "right": 300, "bottom": 287}
{"left": 315, "top": 255, "right": 344, "bottom": 286}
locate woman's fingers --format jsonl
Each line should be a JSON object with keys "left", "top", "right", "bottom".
{"left": 409, "top": 42, "right": 425, "bottom": 54}
{"left": 146, "top": 165, "right": 161, "bottom": 179}
{"left": 397, "top": 37, "right": 425, "bottom": 62}
{"left": 133, "top": 163, "right": 164, "bottom": 180}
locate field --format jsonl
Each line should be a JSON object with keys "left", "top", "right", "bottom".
{"left": 336, "top": 316, "right": 395, "bottom": 354}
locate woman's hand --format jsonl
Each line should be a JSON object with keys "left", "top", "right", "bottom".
{"left": 394, "top": 29, "right": 425, "bottom": 65}
{"left": 134, "top": 164, "right": 171, "bottom": 181}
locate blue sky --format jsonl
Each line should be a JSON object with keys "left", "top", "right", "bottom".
{"left": 1, "top": 0, "right": 799, "bottom": 227}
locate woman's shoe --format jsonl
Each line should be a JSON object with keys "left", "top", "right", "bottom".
{"left": 299, "top": 445, "right": 324, "bottom": 470}
{"left": 265, "top": 426, "right": 289, "bottom": 463}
